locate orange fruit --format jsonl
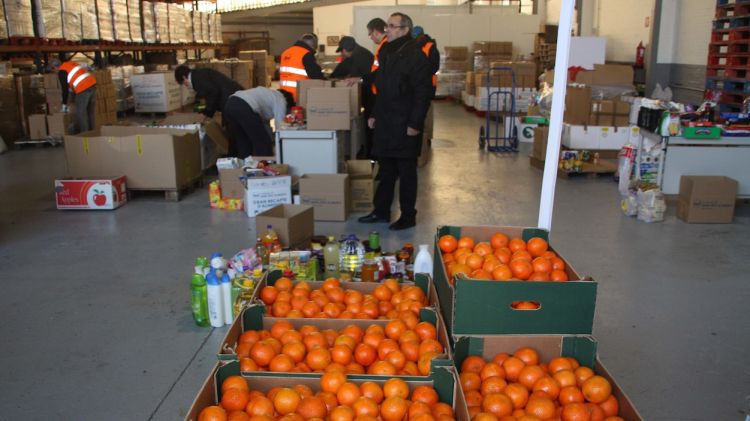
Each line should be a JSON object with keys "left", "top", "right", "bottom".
{"left": 354, "top": 343, "right": 377, "bottom": 367}
{"left": 550, "top": 269, "right": 569, "bottom": 282}
{"left": 282, "top": 342, "right": 306, "bottom": 363}
{"left": 599, "top": 395, "right": 619, "bottom": 417}
{"left": 409, "top": 401, "right": 432, "bottom": 419}
{"left": 480, "top": 362, "right": 505, "bottom": 380}
{"left": 528, "top": 272, "right": 550, "bottom": 282}
{"left": 548, "top": 357, "right": 574, "bottom": 374}
{"left": 532, "top": 376, "right": 561, "bottom": 400}
{"left": 418, "top": 351, "right": 439, "bottom": 375}
{"left": 531, "top": 257, "right": 552, "bottom": 273}
{"left": 419, "top": 339, "right": 444, "bottom": 355}
{"left": 360, "top": 382, "right": 384, "bottom": 404}
{"left": 502, "top": 383, "right": 529, "bottom": 409}
{"left": 411, "top": 385, "right": 439, "bottom": 406}
{"left": 460, "top": 372, "right": 482, "bottom": 392}
{"left": 432, "top": 402, "right": 453, "bottom": 418}
{"left": 474, "top": 242, "right": 493, "bottom": 257}
{"left": 246, "top": 397, "right": 275, "bottom": 417}
{"left": 273, "top": 388, "right": 301, "bottom": 415}
{"left": 482, "top": 393, "right": 513, "bottom": 418}
{"left": 222, "top": 376, "right": 250, "bottom": 394}
{"left": 525, "top": 395, "right": 556, "bottom": 419}
{"left": 574, "top": 366, "right": 595, "bottom": 387}
{"left": 259, "top": 287, "right": 278, "bottom": 305}
{"left": 553, "top": 370, "right": 577, "bottom": 388}
{"left": 501, "top": 357, "right": 526, "bottom": 382}
{"left": 491, "top": 265, "right": 513, "bottom": 281}
{"left": 511, "top": 301, "right": 540, "bottom": 310}
{"left": 513, "top": 347, "right": 539, "bottom": 366}
{"left": 560, "top": 402, "right": 590, "bottom": 421}
{"left": 293, "top": 384, "right": 314, "bottom": 398}
{"left": 526, "top": 237, "right": 548, "bottom": 257}
{"left": 494, "top": 248, "right": 512, "bottom": 264}
{"left": 518, "top": 365, "right": 546, "bottom": 390}
{"left": 581, "top": 376, "right": 611, "bottom": 403}
{"left": 509, "top": 260, "right": 533, "bottom": 280}
{"left": 221, "top": 388, "right": 249, "bottom": 411}
{"left": 198, "top": 405, "right": 227, "bottom": 421}
{"left": 385, "top": 319, "right": 407, "bottom": 340}
{"left": 490, "top": 233, "right": 509, "bottom": 249}
{"left": 551, "top": 257, "right": 566, "bottom": 271}
{"left": 336, "top": 382, "right": 361, "bottom": 406}
{"left": 461, "top": 355, "right": 487, "bottom": 373}
{"left": 450, "top": 263, "right": 471, "bottom": 278}
{"left": 511, "top": 250, "right": 532, "bottom": 262}
{"left": 272, "top": 301, "right": 292, "bottom": 317}
{"left": 383, "top": 378, "right": 409, "bottom": 399}
{"left": 269, "top": 354, "right": 295, "bottom": 372}
{"left": 470, "top": 269, "right": 492, "bottom": 280}
{"left": 508, "top": 238, "right": 526, "bottom": 253}
{"left": 331, "top": 344, "right": 353, "bottom": 365}
{"left": 458, "top": 236, "right": 476, "bottom": 250}
{"left": 491, "top": 352, "right": 510, "bottom": 365}
{"left": 329, "top": 405, "right": 355, "bottom": 421}
{"left": 239, "top": 357, "right": 258, "bottom": 372}
{"left": 480, "top": 376, "right": 507, "bottom": 396}
{"left": 559, "top": 386, "right": 585, "bottom": 405}
{"left": 368, "top": 360, "right": 397, "bottom": 375}
{"left": 415, "top": 322, "right": 438, "bottom": 341}
{"left": 473, "top": 413, "right": 498, "bottom": 421}
{"left": 305, "top": 348, "right": 332, "bottom": 371}
{"left": 352, "top": 397, "right": 379, "bottom": 418}
{"left": 297, "top": 397, "right": 328, "bottom": 419}
{"left": 464, "top": 390, "right": 483, "bottom": 407}
{"left": 380, "top": 396, "right": 409, "bottom": 421}
{"left": 320, "top": 371, "right": 347, "bottom": 394}
{"left": 239, "top": 330, "right": 261, "bottom": 346}
{"left": 438, "top": 235, "right": 458, "bottom": 253}
{"left": 385, "top": 350, "right": 407, "bottom": 371}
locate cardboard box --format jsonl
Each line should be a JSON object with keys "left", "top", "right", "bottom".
{"left": 443, "top": 46, "right": 469, "bottom": 61}
{"left": 218, "top": 167, "right": 246, "bottom": 199}
{"left": 346, "top": 160, "right": 377, "bottom": 212}
{"left": 47, "top": 113, "right": 74, "bottom": 137}
{"left": 453, "top": 335, "right": 643, "bottom": 421}
{"left": 532, "top": 126, "right": 549, "bottom": 160}
{"left": 563, "top": 124, "right": 630, "bottom": 150}
{"left": 306, "top": 87, "right": 351, "bottom": 130}
{"left": 131, "top": 72, "right": 182, "bottom": 113}
{"left": 332, "top": 81, "right": 362, "bottom": 116}
{"left": 297, "top": 79, "right": 333, "bottom": 110}
{"left": 255, "top": 204, "right": 314, "bottom": 248}
{"left": 28, "top": 114, "right": 47, "bottom": 139}
{"left": 564, "top": 86, "right": 592, "bottom": 125}
{"left": 433, "top": 225, "right": 596, "bottom": 337}
{"left": 244, "top": 176, "right": 293, "bottom": 217}
{"left": 677, "top": 176, "right": 737, "bottom": 224}
{"left": 64, "top": 126, "right": 201, "bottom": 190}
{"left": 544, "top": 63, "right": 635, "bottom": 88}
{"left": 54, "top": 176, "right": 128, "bottom": 210}
{"left": 43, "top": 73, "right": 61, "bottom": 91}
{"left": 299, "top": 173, "right": 350, "bottom": 221}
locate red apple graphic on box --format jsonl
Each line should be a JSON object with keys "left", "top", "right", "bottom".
{"left": 93, "top": 189, "right": 106, "bottom": 206}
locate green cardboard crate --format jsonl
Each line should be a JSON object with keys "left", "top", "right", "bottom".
{"left": 452, "top": 335, "right": 643, "bottom": 421}
{"left": 433, "top": 225, "right": 597, "bottom": 337}
{"left": 185, "top": 361, "right": 458, "bottom": 421}
{"left": 682, "top": 126, "right": 721, "bottom": 139}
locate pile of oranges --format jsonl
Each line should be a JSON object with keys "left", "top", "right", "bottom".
{"left": 459, "top": 347, "right": 623, "bottom": 421}
{"left": 199, "top": 373, "right": 456, "bottom": 421}
{"left": 438, "top": 234, "right": 570, "bottom": 283}
{"left": 235, "top": 318, "right": 444, "bottom": 376}
{"left": 259, "top": 278, "right": 430, "bottom": 320}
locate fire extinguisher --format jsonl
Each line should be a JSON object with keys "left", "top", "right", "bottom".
{"left": 635, "top": 41, "right": 645, "bottom": 67}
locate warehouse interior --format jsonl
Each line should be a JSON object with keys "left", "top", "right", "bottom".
{"left": 1, "top": 0, "right": 749, "bottom": 420}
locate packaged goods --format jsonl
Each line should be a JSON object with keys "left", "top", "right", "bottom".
{"left": 4, "top": 0, "right": 34, "bottom": 37}
{"left": 110, "top": 0, "right": 130, "bottom": 42}
{"left": 34, "top": 0, "right": 64, "bottom": 39}
{"left": 81, "top": 0, "right": 99, "bottom": 40}
{"left": 96, "top": 0, "right": 114, "bottom": 41}
{"left": 201, "top": 12, "right": 210, "bottom": 44}
{"left": 167, "top": 3, "right": 180, "bottom": 44}
{"left": 141, "top": 1, "right": 155, "bottom": 42}
{"left": 154, "top": 1, "right": 168, "bottom": 43}
{"left": 61, "top": 0, "right": 82, "bottom": 41}
{"left": 191, "top": 11, "right": 202, "bottom": 43}
{"left": 126, "top": 0, "right": 142, "bottom": 42}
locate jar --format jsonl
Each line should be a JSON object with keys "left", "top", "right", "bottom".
{"left": 361, "top": 259, "right": 379, "bottom": 282}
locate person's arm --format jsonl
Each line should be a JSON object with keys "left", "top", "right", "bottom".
{"left": 302, "top": 52, "right": 325, "bottom": 80}
{"left": 330, "top": 59, "right": 352, "bottom": 79}
{"left": 273, "top": 92, "right": 287, "bottom": 130}
{"left": 352, "top": 50, "right": 374, "bottom": 78}
{"left": 59, "top": 70, "right": 69, "bottom": 105}
{"left": 407, "top": 53, "right": 433, "bottom": 132}
{"left": 199, "top": 71, "right": 220, "bottom": 118}
{"left": 428, "top": 44, "right": 440, "bottom": 75}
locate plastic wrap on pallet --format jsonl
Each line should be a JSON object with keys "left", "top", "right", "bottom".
{"left": 181, "top": 8, "right": 191, "bottom": 44}
{"left": 127, "top": 0, "right": 142, "bottom": 42}
{"left": 167, "top": 3, "right": 179, "bottom": 44}
{"left": 209, "top": 13, "right": 221, "bottom": 44}
{"left": 0, "top": 1, "right": 6, "bottom": 39}
{"left": 81, "top": 0, "right": 99, "bottom": 40}
{"left": 96, "top": 0, "right": 113, "bottom": 41}
{"left": 62, "top": 0, "right": 82, "bottom": 41}
{"left": 110, "top": 0, "right": 130, "bottom": 42}
{"left": 4, "top": 0, "right": 34, "bottom": 37}
{"left": 34, "top": 0, "right": 63, "bottom": 39}
{"left": 436, "top": 71, "right": 465, "bottom": 98}
{"left": 201, "top": 12, "right": 210, "bottom": 44}
{"left": 141, "top": 1, "right": 155, "bottom": 43}
{"left": 191, "top": 11, "right": 202, "bottom": 43}
{"left": 153, "top": 1, "right": 168, "bottom": 43}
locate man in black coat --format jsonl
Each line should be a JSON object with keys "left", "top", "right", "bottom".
{"left": 357, "top": 12, "right": 432, "bottom": 231}
{"left": 330, "top": 36, "right": 374, "bottom": 79}
{"left": 174, "top": 65, "right": 243, "bottom": 119}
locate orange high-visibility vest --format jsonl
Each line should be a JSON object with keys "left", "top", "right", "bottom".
{"left": 370, "top": 37, "right": 387, "bottom": 94}
{"left": 59, "top": 61, "right": 96, "bottom": 93}
{"left": 280, "top": 45, "right": 310, "bottom": 101}
{"left": 421, "top": 41, "right": 437, "bottom": 87}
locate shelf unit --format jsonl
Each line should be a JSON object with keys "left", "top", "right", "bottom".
{"left": 708, "top": 0, "right": 750, "bottom": 112}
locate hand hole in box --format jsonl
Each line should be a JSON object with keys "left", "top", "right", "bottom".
{"left": 510, "top": 301, "right": 541, "bottom": 311}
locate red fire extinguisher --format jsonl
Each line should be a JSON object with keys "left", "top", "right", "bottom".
{"left": 635, "top": 41, "right": 645, "bottom": 67}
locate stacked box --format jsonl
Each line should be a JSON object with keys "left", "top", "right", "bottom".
{"left": 167, "top": 3, "right": 180, "bottom": 44}
{"left": 589, "top": 100, "right": 631, "bottom": 127}
{"left": 153, "top": 1, "right": 168, "bottom": 43}
{"left": 436, "top": 72, "right": 464, "bottom": 98}
{"left": 34, "top": 0, "right": 64, "bottom": 39}
{"left": 127, "top": 0, "right": 142, "bottom": 43}
{"left": 61, "top": 0, "right": 82, "bottom": 41}
{"left": 440, "top": 46, "right": 470, "bottom": 72}
{"left": 91, "top": 68, "right": 117, "bottom": 126}
{"left": 110, "top": 0, "right": 130, "bottom": 42}
{"left": 238, "top": 50, "right": 271, "bottom": 87}
{"left": 201, "top": 12, "right": 210, "bottom": 44}
{"left": 472, "top": 41, "right": 513, "bottom": 72}
{"left": 0, "top": 76, "right": 22, "bottom": 144}
{"left": 44, "top": 72, "right": 68, "bottom": 114}
{"left": 4, "top": 0, "right": 34, "bottom": 37}
{"left": 0, "top": 1, "right": 6, "bottom": 38}
{"left": 81, "top": 0, "right": 99, "bottom": 40}
{"left": 209, "top": 13, "right": 221, "bottom": 44}
{"left": 96, "top": 0, "right": 114, "bottom": 41}
{"left": 183, "top": 8, "right": 193, "bottom": 44}
{"left": 489, "top": 60, "right": 537, "bottom": 88}
{"left": 16, "top": 75, "right": 48, "bottom": 137}
{"left": 131, "top": 72, "right": 182, "bottom": 113}
{"left": 191, "top": 11, "right": 202, "bottom": 43}
{"left": 111, "top": 65, "right": 135, "bottom": 112}
{"left": 195, "top": 60, "right": 254, "bottom": 89}
{"left": 141, "top": 1, "right": 155, "bottom": 43}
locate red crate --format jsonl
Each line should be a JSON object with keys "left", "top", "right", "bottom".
{"left": 706, "top": 66, "right": 749, "bottom": 79}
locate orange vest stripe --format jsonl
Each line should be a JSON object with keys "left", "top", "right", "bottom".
{"left": 371, "top": 37, "right": 387, "bottom": 95}
{"left": 421, "top": 41, "right": 437, "bottom": 87}
{"left": 280, "top": 45, "right": 310, "bottom": 101}
{"left": 59, "top": 61, "right": 96, "bottom": 94}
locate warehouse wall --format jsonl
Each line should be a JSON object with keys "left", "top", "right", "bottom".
{"left": 222, "top": 24, "right": 313, "bottom": 56}
{"left": 314, "top": 0, "right": 394, "bottom": 55}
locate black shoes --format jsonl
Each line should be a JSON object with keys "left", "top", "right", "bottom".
{"left": 358, "top": 213, "right": 389, "bottom": 223}
{"left": 389, "top": 218, "right": 416, "bottom": 231}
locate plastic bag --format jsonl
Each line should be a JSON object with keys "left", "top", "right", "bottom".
{"left": 229, "top": 248, "right": 261, "bottom": 273}
{"left": 620, "top": 192, "right": 638, "bottom": 217}
{"left": 636, "top": 188, "right": 666, "bottom": 223}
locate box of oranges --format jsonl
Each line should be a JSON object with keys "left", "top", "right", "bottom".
{"left": 218, "top": 303, "right": 454, "bottom": 378}
{"left": 433, "top": 225, "right": 597, "bottom": 336}
{"left": 185, "top": 360, "right": 460, "bottom": 421}
{"left": 452, "top": 335, "right": 643, "bottom": 420}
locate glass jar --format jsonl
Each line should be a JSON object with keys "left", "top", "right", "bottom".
{"left": 361, "top": 259, "right": 379, "bottom": 282}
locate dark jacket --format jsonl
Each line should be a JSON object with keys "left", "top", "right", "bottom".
{"left": 294, "top": 41, "right": 325, "bottom": 80}
{"left": 417, "top": 34, "right": 440, "bottom": 76}
{"left": 190, "top": 67, "right": 243, "bottom": 118}
{"left": 330, "top": 45, "right": 374, "bottom": 79}
{"left": 372, "top": 35, "right": 432, "bottom": 158}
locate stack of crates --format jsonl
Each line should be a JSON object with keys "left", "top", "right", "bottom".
{"left": 707, "top": 0, "right": 750, "bottom": 112}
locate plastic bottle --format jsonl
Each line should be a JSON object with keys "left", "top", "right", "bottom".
{"left": 206, "top": 271, "right": 224, "bottom": 327}
{"left": 195, "top": 257, "right": 209, "bottom": 276}
{"left": 255, "top": 237, "right": 269, "bottom": 267}
{"left": 339, "top": 235, "right": 365, "bottom": 280}
{"left": 413, "top": 244, "right": 434, "bottom": 279}
{"left": 220, "top": 270, "right": 233, "bottom": 324}
{"left": 323, "top": 236, "right": 340, "bottom": 278}
{"left": 190, "top": 271, "right": 209, "bottom": 327}
{"left": 262, "top": 225, "right": 280, "bottom": 252}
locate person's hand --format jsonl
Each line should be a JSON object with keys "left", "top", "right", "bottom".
{"left": 368, "top": 118, "right": 376, "bottom": 129}
{"left": 407, "top": 127, "right": 420, "bottom": 136}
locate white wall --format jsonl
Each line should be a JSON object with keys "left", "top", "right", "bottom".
{"left": 593, "top": 0, "right": 654, "bottom": 62}
{"left": 313, "top": 0, "right": 394, "bottom": 55}
{"left": 672, "top": 0, "right": 713, "bottom": 65}
{"left": 222, "top": 24, "right": 312, "bottom": 56}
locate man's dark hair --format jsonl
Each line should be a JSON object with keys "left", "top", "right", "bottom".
{"left": 174, "top": 65, "right": 191, "bottom": 84}
{"left": 390, "top": 13, "right": 414, "bottom": 31}
{"left": 300, "top": 33, "right": 318, "bottom": 49}
{"left": 367, "top": 18, "right": 386, "bottom": 34}
{"left": 277, "top": 89, "right": 295, "bottom": 112}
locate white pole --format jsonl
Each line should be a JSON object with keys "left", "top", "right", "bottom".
{"left": 537, "top": 0, "right": 576, "bottom": 231}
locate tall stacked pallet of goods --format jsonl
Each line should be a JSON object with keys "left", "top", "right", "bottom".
{"left": 167, "top": 3, "right": 180, "bottom": 44}
{"left": 141, "top": 1, "right": 155, "bottom": 43}
{"left": 191, "top": 11, "right": 203, "bottom": 44}
{"left": 437, "top": 46, "right": 469, "bottom": 99}
{"left": 200, "top": 12, "right": 210, "bottom": 44}
{"left": 61, "top": 0, "right": 83, "bottom": 41}
{"left": 472, "top": 41, "right": 513, "bottom": 73}
{"left": 126, "top": 0, "right": 142, "bottom": 43}
{"left": 0, "top": 1, "right": 6, "bottom": 39}
{"left": 182, "top": 7, "right": 192, "bottom": 44}
{"left": 33, "top": 0, "right": 63, "bottom": 40}
{"left": 81, "top": 0, "right": 99, "bottom": 41}
{"left": 110, "top": 0, "right": 130, "bottom": 42}
{"left": 16, "top": 74, "right": 47, "bottom": 139}
{"left": 708, "top": 1, "right": 750, "bottom": 112}
{"left": 0, "top": 75, "right": 22, "bottom": 144}
{"left": 209, "top": 13, "right": 221, "bottom": 44}
{"left": 153, "top": 1, "right": 168, "bottom": 44}
{"left": 238, "top": 50, "right": 273, "bottom": 87}
{"left": 4, "top": 0, "right": 34, "bottom": 38}
{"left": 96, "top": 0, "right": 114, "bottom": 41}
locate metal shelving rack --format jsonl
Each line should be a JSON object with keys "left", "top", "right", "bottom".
{"left": 707, "top": 0, "right": 750, "bottom": 112}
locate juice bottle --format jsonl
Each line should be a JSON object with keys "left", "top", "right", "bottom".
{"left": 339, "top": 235, "right": 365, "bottom": 281}
{"left": 190, "top": 271, "right": 209, "bottom": 327}
{"left": 323, "top": 236, "right": 340, "bottom": 279}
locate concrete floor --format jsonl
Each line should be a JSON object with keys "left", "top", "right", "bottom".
{"left": 0, "top": 101, "right": 749, "bottom": 420}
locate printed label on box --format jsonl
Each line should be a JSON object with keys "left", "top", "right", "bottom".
{"left": 245, "top": 176, "right": 292, "bottom": 217}
{"left": 55, "top": 177, "right": 127, "bottom": 210}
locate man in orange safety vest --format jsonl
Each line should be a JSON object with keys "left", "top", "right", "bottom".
{"left": 412, "top": 26, "right": 439, "bottom": 98}
{"left": 279, "top": 33, "right": 325, "bottom": 102}
{"left": 51, "top": 58, "right": 97, "bottom": 133}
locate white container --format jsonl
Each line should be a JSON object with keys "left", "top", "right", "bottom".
{"left": 206, "top": 272, "right": 224, "bottom": 327}
{"left": 220, "top": 271, "right": 232, "bottom": 325}
{"left": 413, "top": 244, "right": 433, "bottom": 278}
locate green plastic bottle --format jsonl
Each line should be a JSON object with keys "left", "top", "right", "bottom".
{"left": 191, "top": 272, "right": 210, "bottom": 327}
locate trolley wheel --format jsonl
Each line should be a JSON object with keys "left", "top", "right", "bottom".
{"left": 479, "top": 126, "right": 486, "bottom": 149}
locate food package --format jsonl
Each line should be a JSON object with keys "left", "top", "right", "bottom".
{"left": 141, "top": 1, "right": 156, "bottom": 43}
{"left": 34, "top": 0, "right": 63, "bottom": 39}
{"left": 209, "top": 13, "right": 221, "bottom": 44}
{"left": 167, "top": 3, "right": 180, "bottom": 44}
{"left": 182, "top": 8, "right": 192, "bottom": 43}
{"left": 96, "top": 0, "right": 114, "bottom": 41}
{"left": 201, "top": 12, "right": 210, "bottom": 44}
{"left": 62, "top": 0, "right": 83, "bottom": 41}
{"left": 110, "top": 0, "right": 130, "bottom": 42}
{"left": 153, "top": 1, "right": 168, "bottom": 43}
{"left": 81, "top": 0, "right": 99, "bottom": 40}
{"left": 191, "top": 11, "right": 202, "bottom": 43}
{"left": 127, "top": 0, "right": 142, "bottom": 42}
{"left": 4, "top": 0, "right": 34, "bottom": 37}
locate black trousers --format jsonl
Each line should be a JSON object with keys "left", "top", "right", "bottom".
{"left": 373, "top": 157, "right": 418, "bottom": 220}
{"left": 223, "top": 96, "right": 274, "bottom": 159}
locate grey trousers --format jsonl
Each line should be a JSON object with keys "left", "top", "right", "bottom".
{"left": 75, "top": 86, "right": 96, "bottom": 133}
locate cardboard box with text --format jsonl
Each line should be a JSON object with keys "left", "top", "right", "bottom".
{"left": 299, "top": 173, "right": 350, "bottom": 221}
{"left": 678, "top": 176, "right": 737, "bottom": 224}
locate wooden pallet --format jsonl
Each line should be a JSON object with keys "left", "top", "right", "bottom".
{"left": 128, "top": 177, "right": 204, "bottom": 202}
